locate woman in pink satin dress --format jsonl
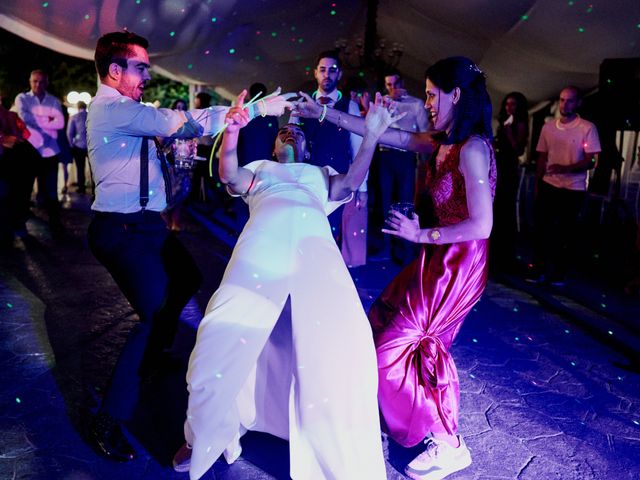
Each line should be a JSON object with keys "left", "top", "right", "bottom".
{"left": 294, "top": 56, "right": 495, "bottom": 480}
{"left": 373, "top": 57, "right": 495, "bottom": 480}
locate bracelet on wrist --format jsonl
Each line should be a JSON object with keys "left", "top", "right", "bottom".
{"left": 258, "top": 99, "right": 267, "bottom": 117}
{"left": 318, "top": 104, "right": 327, "bottom": 123}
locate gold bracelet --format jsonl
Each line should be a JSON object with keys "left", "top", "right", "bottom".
{"left": 318, "top": 104, "right": 327, "bottom": 123}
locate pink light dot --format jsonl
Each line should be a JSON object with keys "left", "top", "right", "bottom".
{"left": 204, "top": 50, "right": 210, "bottom": 55}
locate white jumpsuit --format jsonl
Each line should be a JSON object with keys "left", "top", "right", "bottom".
{"left": 184, "top": 160, "right": 386, "bottom": 480}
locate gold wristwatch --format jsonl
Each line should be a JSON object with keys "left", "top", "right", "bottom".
{"left": 429, "top": 229, "right": 441, "bottom": 243}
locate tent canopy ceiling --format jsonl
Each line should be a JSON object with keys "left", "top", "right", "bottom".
{"left": 1, "top": 0, "right": 639, "bottom": 106}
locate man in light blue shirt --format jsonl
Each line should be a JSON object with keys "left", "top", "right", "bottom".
{"left": 85, "top": 30, "right": 292, "bottom": 463}
{"left": 66, "top": 101, "right": 89, "bottom": 193}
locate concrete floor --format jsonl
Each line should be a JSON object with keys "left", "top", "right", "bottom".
{"left": 1, "top": 192, "right": 639, "bottom": 479}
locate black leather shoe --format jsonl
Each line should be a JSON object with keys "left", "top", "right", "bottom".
{"left": 91, "top": 411, "right": 137, "bottom": 462}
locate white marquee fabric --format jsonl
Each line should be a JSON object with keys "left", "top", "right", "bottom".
{"left": 1, "top": 0, "right": 639, "bottom": 104}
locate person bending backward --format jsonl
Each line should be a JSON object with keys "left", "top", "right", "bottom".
{"left": 174, "top": 91, "right": 402, "bottom": 479}
{"left": 85, "top": 30, "right": 292, "bottom": 463}
{"left": 294, "top": 56, "right": 496, "bottom": 480}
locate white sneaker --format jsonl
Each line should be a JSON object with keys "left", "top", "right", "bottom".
{"left": 404, "top": 435, "right": 472, "bottom": 480}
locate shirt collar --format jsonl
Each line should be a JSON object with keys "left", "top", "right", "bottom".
{"left": 315, "top": 89, "right": 340, "bottom": 103}
{"left": 95, "top": 83, "right": 125, "bottom": 99}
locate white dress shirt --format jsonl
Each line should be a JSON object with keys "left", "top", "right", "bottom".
{"left": 14, "top": 90, "right": 64, "bottom": 158}
{"left": 87, "top": 84, "right": 228, "bottom": 213}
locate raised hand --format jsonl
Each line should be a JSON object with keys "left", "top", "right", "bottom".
{"left": 364, "top": 92, "right": 407, "bottom": 139}
{"left": 291, "top": 92, "right": 322, "bottom": 119}
{"left": 260, "top": 87, "right": 296, "bottom": 117}
{"left": 226, "top": 90, "right": 250, "bottom": 133}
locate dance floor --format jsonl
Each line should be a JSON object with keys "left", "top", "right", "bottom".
{"left": 1, "top": 193, "right": 639, "bottom": 479}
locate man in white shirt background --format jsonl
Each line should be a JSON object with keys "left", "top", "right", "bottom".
{"left": 14, "top": 69, "right": 65, "bottom": 232}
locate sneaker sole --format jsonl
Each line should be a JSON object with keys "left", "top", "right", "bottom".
{"left": 405, "top": 454, "right": 472, "bottom": 480}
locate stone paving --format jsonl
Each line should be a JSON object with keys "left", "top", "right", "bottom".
{"left": 0, "top": 195, "right": 639, "bottom": 480}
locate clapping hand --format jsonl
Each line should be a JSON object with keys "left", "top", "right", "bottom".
{"left": 291, "top": 92, "right": 323, "bottom": 119}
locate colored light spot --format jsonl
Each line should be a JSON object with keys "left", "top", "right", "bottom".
{"left": 330, "top": 10, "right": 336, "bottom": 15}
{"left": 515, "top": 337, "right": 520, "bottom": 341}
{"left": 205, "top": 50, "right": 210, "bottom": 55}
{"left": 211, "top": 17, "right": 217, "bottom": 22}
{"left": 215, "top": 372, "right": 222, "bottom": 378}
{"left": 305, "top": 66, "right": 311, "bottom": 71}
{"left": 84, "top": 14, "right": 90, "bottom": 20}
{"left": 42, "top": 2, "right": 49, "bottom": 6}
{"left": 216, "top": 182, "right": 221, "bottom": 188}
{"left": 298, "top": 38, "right": 304, "bottom": 43}
{"left": 360, "top": 229, "right": 365, "bottom": 233}
{"left": 608, "top": 330, "right": 613, "bottom": 335}
{"left": 187, "top": 64, "right": 193, "bottom": 69}
{"left": 268, "top": 123, "right": 273, "bottom": 127}
{"left": 634, "top": 420, "right": 640, "bottom": 425}
{"left": 16, "top": 397, "right": 21, "bottom": 404}
{"left": 568, "top": 0, "right": 574, "bottom": 5}
{"left": 240, "top": 338, "right": 247, "bottom": 344}
{"left": 255, "top": 55, "right": 261, "bottom": 61}
{"left": 256, "top": 30, "right": 261, "bottom": 35}
{"left": 570, "top": 361, "right": 576, "bottom": 366}
{"left": 470, "top": 374, "right": 476, "bottom": 379}
{"left": 601, "top": 303, "right": 607, "bottom": 308}
{"left": 271, "top": 32, "right": 277, "bottom": 37}
{"left": 120, "top": 142, "right": 126, "bottom": 148}
{"left": 6, "top": 303, "right": 12, "bottom": 308}
{"left": 564, "top": 329, "right": 570, "bottom": 334}
{"left": 578, "top": 27, "right": 585, "bottom": 33}
{"left": 252, "top": 273, "right": 259, "bottom": 278}
{"left": 521, "top": 15, "right": 529, "bottom": 20}
{"left": 170, "top": 31, "right": 176, "bottom": 37}
{"left": 291, "top": 26, "right": 296, "bottom": 31}
{"left": 472, "top": 338, "right": 478, "bottom": 343}
{"left": 513, "top": 307, "right": 519, "bottom": 312}
{"left": 358, "top": 71, "right": 365, "bottom": 77}
{"left": 136, "top": 0, "right": 141, "bottom": 4}
{"left": 103, "top": 137, "right": 109, "bottom": 143}
{"left": 586, "top": 6, "right": 593, "bottom": 13}
{"left": 255, "top": 284, "right": 262, "bottom": 289}
{"left": 478, "top": 179, "right": 485, "bottom": 184}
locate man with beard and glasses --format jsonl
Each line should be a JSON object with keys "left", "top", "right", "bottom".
{"left": 85, "top": 30, "right": 293, "bottom": 462}
{"left": 529, "top": 86, "right": 600, "bottom": 286}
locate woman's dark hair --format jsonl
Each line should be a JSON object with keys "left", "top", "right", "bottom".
{"left": 425, "top": 56, "right": 493, "bottom": 144}
{"left": 94, "top": 31, "right": 149, "bottom": 79}
{"left": 498, "top": 91, "right": 528, "bottom": 125}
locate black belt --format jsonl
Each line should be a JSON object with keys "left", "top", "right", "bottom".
{"left": 94, "top": 210, "right": 163, "bottom": 224}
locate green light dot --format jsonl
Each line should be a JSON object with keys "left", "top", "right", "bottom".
{"left": 216, "top": 182, "right": 222, "bottom": 188}
{"left": 187, "top": 64, "right": 193, "bottom": 69}
{"left": 305, "top": 66, "right": 311, "bottom": 71}
{"left": 521, "top": 15, "right": 529, "bottom": 20}
{"left": 16, "top": 397, "right": 21, "bottom": 403}
{"left": 84, "top": 14, "right": 90, "bottom": 20}
{"left": 586, "top": 7, "right": 593, "bottom": 13}
{"left": 229, "top": 48, "right": 235, "bottom": 54}
{"left": 358, "top": 71, "right": 365, "bottom": 77}
{"left": 255, "top": 55, "right": 261, "bottom": 61}
{"left": 330, "top": 10, "right": 336, "bottom": 15}
{"left": 136, "top": 0, "right": 141, "bottom": 4}
{"left": 636, "top": 23, "right": 640, "bottom": 29}
{"left": 568, "top": 0, "right": 574, "bottom": 5}
{"left": 7, "top": 303, "right": 13, "bottom": 308}
{"left": 298, "top": 38, "right": 304, "bottom": 43}
{"left": 601, "top": 303, "right": 607, "bottom": 308}
{"left": 268, "top": 123, "right": 273, "bottom": 128}
{"left": 170, "top": 31, "right": 176, "bottom": 37}
{"left": 42, "top": 2, "right": 48, "bottom": 6}
{"left": 578, "top": 27, "right": 585, "bottom": 33}
{"left": 211, "top": 17, "right": 217, "bottom": 22}
{"left": 271, "top": 32, "right": 277, "bottom": 37}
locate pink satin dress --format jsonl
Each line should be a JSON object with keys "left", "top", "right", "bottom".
{"left": 369, "top": 137, "right": 496, "bottom": 447}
